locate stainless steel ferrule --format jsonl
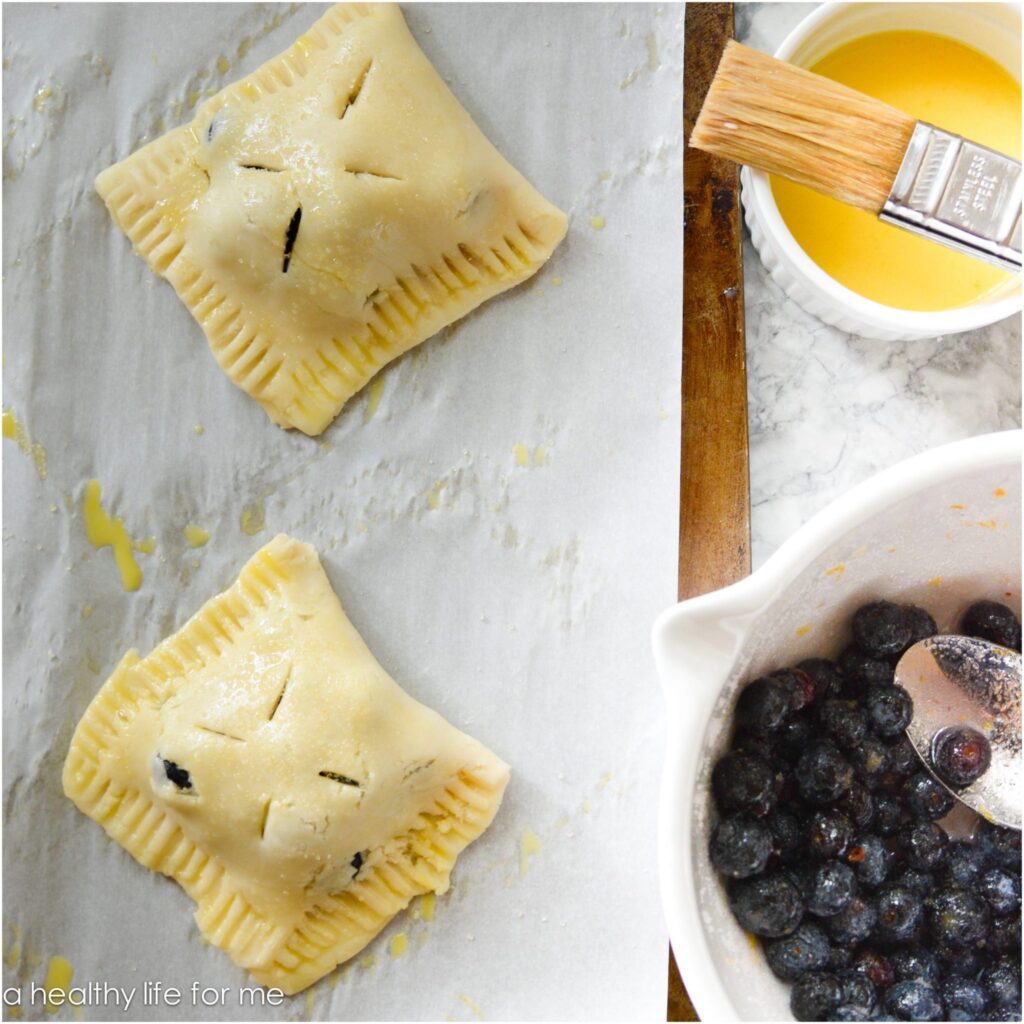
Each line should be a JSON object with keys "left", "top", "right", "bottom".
{"left": 880, "top": 122, "right": 1022, "bottom": 273}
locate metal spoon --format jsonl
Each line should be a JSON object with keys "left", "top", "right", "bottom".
{"left": 895, "top": 635, "right": 1021, "bottom": 831}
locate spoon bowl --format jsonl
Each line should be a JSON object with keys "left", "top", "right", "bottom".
{"left": 896, "top": 634, "right": 1022, "bottom": 830}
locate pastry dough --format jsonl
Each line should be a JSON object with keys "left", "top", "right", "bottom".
{"left": 62, "top": 535, "right": 510, "bottom": 993}
{"left": 95, "top": 3, "right": 567, "bottom": 435}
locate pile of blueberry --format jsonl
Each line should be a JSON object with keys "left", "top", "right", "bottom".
{"left": 709, "top": 599, "right": 1022, "bottom": 1021}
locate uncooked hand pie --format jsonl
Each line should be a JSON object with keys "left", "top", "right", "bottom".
{"left": 95, "top": 3, "right": 567, "bottom": 435}
{"left": 62, "top": 535, "right": 509, "bottom": 993}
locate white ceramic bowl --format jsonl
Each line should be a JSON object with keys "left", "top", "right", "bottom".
{"left": 742, "top": 2, "right": 1023, "bottom": 341}
{"left": 653, "top": 430, "right": 1022, "bottom": 1021}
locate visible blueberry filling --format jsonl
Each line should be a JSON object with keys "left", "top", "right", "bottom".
{"left": 318, "top": 770, "right": 361, "bottom": 787}
{"left": 162, "top": 759, "right": 192, "bottom": 790}
{"left": 282, "top": 206, "right": 302, "bottom": 273}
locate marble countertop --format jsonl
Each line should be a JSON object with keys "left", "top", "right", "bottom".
{"left": 736, "top": 3, "right": 1022, "bottom": 569}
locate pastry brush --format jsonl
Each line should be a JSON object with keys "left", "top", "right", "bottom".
{"left": 690, "top": 40, "right": 1022, "bottom": 272}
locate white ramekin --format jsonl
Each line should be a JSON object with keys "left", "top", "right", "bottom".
{"left": 653, "top": 430, "right": 1022, "bottom": 1021}
{"left": 742, "top": 2, "right": 1023, "bottom": 341}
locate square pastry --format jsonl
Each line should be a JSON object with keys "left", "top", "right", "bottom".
{"left": 63, "top": 535, "right": 510, "bottom": 993}
{"left": 96, "top": 3, "right": 567, "bottom": 435}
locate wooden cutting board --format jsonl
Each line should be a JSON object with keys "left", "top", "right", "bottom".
{"left": 668, "top": 3, "right": 751, "bottom": 1020}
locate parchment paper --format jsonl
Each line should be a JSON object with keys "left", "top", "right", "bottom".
{"left": 1, "top": 3, "right": 682, "bottom": 1020}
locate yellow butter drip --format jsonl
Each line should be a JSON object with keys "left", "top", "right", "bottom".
{"left": 419, "top": 891, "right": 436, "bottom": 922}
{"left": 519, "top": 828, "right": 542, "bottom": 876}
{"left": 426, "top": 479, "right": 447, "bottom": 510}
{"left": 2, "top": 408, "right": 47, "bottom": 479}
{"left": 457, "top": 994, "right": 484, "bottom": 1020}
{"left": 771, "top": 31, "right": 1021, "bottom": 310}
{"left": 240, "top": 501, "right": 266, "bottom": 536}
{"left": 82, "top": 480, "right": 143, "bottom": 592}
{"left": 364, "top": 376, "right": 385, "bottom": 424}
{"left": 43, "top": 955, "right": 73, "bottom": 1013}
{"left": 184, "top": 524, "right": 210, "bottom": 547}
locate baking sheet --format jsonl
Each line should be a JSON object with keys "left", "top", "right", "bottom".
{"left": 1, "top": 4, "right": 682, "bottom": 1020}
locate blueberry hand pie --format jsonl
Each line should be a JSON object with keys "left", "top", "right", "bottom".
{"left": 95, "top": 3, "right": 566, "bottom": 436}
{"left": 63, "top": 535, "right": 510, "bottom": 993}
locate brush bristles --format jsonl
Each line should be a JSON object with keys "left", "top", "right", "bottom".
{"left": 691, "top": 41, "right": 917, "bottom": 212}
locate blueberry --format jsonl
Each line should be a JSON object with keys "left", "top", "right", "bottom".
{"left": 902, "top": 772, "right": 954, "bottom": 821}
{"left": 798, "top": 742, "right": 855, "bottom": 805}
{"left": 827, "top": 942, "right": 855, "bottom": 972}
{"left": 892, "top": 868, "right": 936, "bottom": 898}
{"left": 926, "top": 887, "right": 992, "bottom": 949}
{"left": 899, "top": 822, "right": 949, "bottom": 872}
{"left": 884, "top": 736, "right": 921, "bottom": 781}
{"left": 849, "top": 738, "right": 890, "bottom": 791}
{"left": 807, "top": 860, "right": 857, "bottom": 918}
{"left": 728, "top": 873, "right": 805, "bottom": 937}
{"left": 839, "top": 645, "right": 895, "bottom": 695}
{"left": 827, "top": 896, "right": 878, "bottom": 947}
{"left": 875, "top": 886, "right": 924, "bottom": 944}
{"left": 942, "top": 839, "right": 987, "bottom": 887}
{"left": 797, "top": 658, "right": 845, "bottom": 701}
{"left": 980, "top": 868, "right": 1022, "bottom": 916}
{"left": 820, "top": 699, "right": 869, "bottom": 750}
{"left": 865, "top": 685, "right": 913, "bottom": 739}
{"left": 982, "top": 957, "right": 1022, "bottom": 1007}
{"left": 786, "top": 861, "right": 818, "bottom": 900}
{"left": 976, "top": 819, "right": 1023, "bottom": 872}
{"left": 873, "top": 793, "right": 903, "bottom": 837}
{"left": 985, "top": 1002, "right": 1023, "bottom": 1021}
{"left": 778, "top": 716, "right": 817, "bottom": 761}
{"left": 989, "top": 912, "right": 1021, "bottom": 954}
{"left": 853, "top": 949, "right": 896, "bottom": 990}
{"left": 936, "top": 944, "right": 986, "bottom": 981}
{"left": 709, "top": 814, "right": 773, "bottom": 878}
{"left": 941, "top": 976, "right": 989, "bottom": 1019}
{"left": 838, "top": 783, "right": 876, "bottom": 831}
{"left": 904, "top": 606, "right": 938, "bottom": 647}
{"left": 960, "top": 600, "right": 1022, "bottom": 651}
{"left": 791, "top": 971, "right": 844, "bottom": 1021}
{"left": 890, "top": 946, "right": 941, "bottom": 984}
{"left": 846, "top": 834, "right": 892, "bottom": 889}
{"left": 837, "top": 969, "right": 878, "bottom": 1016}
{"left": 776, "top": 667, "right": 819, "bottom": 712}
{"left": 736, "top": 675, "right": 793, "bottom": 735}
{"left": 807, "top": 810, "right": 854, "bottom": 860}
{"left": 729, "top": 728, "right": 777, "bottom": 762}
{"left": 712, "top": 750, "right": 780, "bottom": 817}
{"left": 833, "top": 1007, "right": 871, "bottom": 1021}
{"left": 765, "top": 921, "right": 831, "bottom": 981}
{"left": 853, "top": 601, "right": 914, "bottom": 660}
{"left": 884, "top": 979, "right": 944, "bottom": 1021}
{"left": 931, "top": 726, "right": 992, "bottom": 788}
{"left": 769, "top": 811, "right": 804, "bottom": 864}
